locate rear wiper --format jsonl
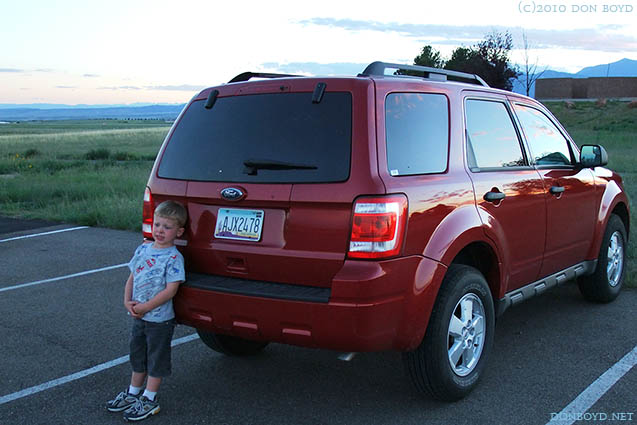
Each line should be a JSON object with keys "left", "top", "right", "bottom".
{"left": 243, "top": 159, "right": 318, "bottom": 175}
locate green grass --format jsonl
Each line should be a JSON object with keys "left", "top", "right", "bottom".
{"left": 0, "top": 104, "right": 635, "bottom": 287}
{"left": 0, "top": 120, "right": 170, "bottom": 230}
{"left": 0, "top": 119, "right": 171, "bottom": 135}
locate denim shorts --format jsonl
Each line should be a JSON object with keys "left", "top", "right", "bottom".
{"left": 129, "top": 318, "right": 175, "bottom": 378}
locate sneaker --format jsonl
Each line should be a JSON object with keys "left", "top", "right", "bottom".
{"left": 106, "top": 391, "right": 139, "bottom": 412}
{"left": 123, "top": 396, "right": 160, "bottom": 421}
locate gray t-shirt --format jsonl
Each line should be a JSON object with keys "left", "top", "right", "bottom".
{"left": 128, "top": 243, "right": 185, "bottom": 322}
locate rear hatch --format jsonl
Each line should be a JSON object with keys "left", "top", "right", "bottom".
{"left": 152, "top": 78, "right": 381, "bottom": 288}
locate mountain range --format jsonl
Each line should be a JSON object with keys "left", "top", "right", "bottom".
{"left": 1, "top": 58, "right": 636, "bottom": 121}
{"left": 0, "top": 104, "right": 185, "bottom": 122}
{"left": 512, "top": 58, "right": 637, "bottom": 96}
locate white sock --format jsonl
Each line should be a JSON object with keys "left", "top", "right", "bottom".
{"left": 128, "top": 385, "right": 142, "bottom": 396}
{"left": 143, "top": 389, "right": 157, "bottom": 401}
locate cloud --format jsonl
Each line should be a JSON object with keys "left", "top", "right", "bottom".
{"left": 56, "top": 85, "right": 77, "bottom": 89}
{"left": 1, "top": 68, "right": 54, "bottom": 73}
{"left": 145, "top": 84, "right": 206, "bottom": 91}
{"left": 83, "top": 73, "right": 100, "bottom": 78}
{"left": 299, "top": 18, "right": 637, "bottom": 52}
{"left": 97, "top": 85, "right": 204, "bottom": 92}
{"left": 260, "top": 62, "right": 368, "bottom": 76}
{"left": 98, "top": 86, "right": 142, "bottom": 90}
{"left": 298, "top": 18, "right": 494, "bottom": 44}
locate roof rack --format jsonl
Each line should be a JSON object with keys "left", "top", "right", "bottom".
{"left": 359, "top": 61, "right": 489, "bottom": 87}
{"left": 228, "top": 72, "right": 301, "bottom": 83}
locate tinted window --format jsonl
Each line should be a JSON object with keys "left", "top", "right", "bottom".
{"left": 158, "top": 92, "right": 352, "bottom": 183}
{"left": 385, "top": 93, "right": 448, "bottom": 176}
{"left": 514, "top": 104, "right": 573, "bottom": 166}
{"left": 465, "top": 99, "right": 525, "bottom": 169}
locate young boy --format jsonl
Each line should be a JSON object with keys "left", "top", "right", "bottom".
{"left": 106, "top": 200, "right": 187, "bottom": 421}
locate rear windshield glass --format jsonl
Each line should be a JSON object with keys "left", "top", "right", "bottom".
{"left": 158, "top": 92, "right": 352, "bottom": 183}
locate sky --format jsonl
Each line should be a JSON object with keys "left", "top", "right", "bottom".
{"left": 1, "top": 0, "right": 636, "bottom": 105}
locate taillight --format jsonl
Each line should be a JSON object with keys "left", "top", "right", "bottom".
{"left": 142, "top": 187, "right": 153, "bottom": 239}
{"left": 348, "top": 195, "right": 408, "bottom": 259}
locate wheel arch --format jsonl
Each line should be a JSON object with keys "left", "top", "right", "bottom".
{"left": 450, "top": 241, "right": 502, "bottom": 303}
{"left": 611, "top": 201, "right": 630, "bottom": 241}
{"left": 587, "top": 180, "right": 630, "bottom": 259}
{"left": 401, "top": 205, "right": 503, "bottom": 351}
{"left": 421, "top": 204, "right": 504, "bottom": 303}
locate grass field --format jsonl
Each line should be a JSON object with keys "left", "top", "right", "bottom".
{"left": 0, "top": 102, "right": 635, "bottom": 286}
{"left": 0, "top": 120, "right": 171, "bottom": 230}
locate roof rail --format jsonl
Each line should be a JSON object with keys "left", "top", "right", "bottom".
{"left": 228, "top": 72, "right": 301, "bottom": 83}
{"left": 359, "top": 61, "right": 489, "bottom": 87}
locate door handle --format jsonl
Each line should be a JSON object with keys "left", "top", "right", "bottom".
{"left": 550, "top": 186, "right": 565, "bottom": 195}
{"left": 484, "top": 191, "right": 506, "bottom": 203}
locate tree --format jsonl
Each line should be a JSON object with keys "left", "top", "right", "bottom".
{"left": 519, "top": 31, "right": 547, "bottom": 96}
{"left": 413, "top": 31, "right": 520, "bottom": 90}
{"left": 413, "top": 45, "right": 444, "bottom": 68}
{"left": 444, "top": 47, "right": 479, "bottom": 73}
{"left": 472, "top": 31, "right": 519, "bottom": 90}
{"left": 395, "top": 45, "right": 443, "bottom": 77}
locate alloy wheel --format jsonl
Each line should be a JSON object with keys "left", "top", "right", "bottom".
{"left": 607, "top": 231, "right": 624, "bottom": 287}
{"left": 447, "top": 293, "right": 486, "bottom": 377}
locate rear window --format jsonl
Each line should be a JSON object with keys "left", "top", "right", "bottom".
{"left": 385, "top": 93, "right": 449, "bottom": 176}
{"left": 158, "top": 92, "right": 352, "bottom": 183}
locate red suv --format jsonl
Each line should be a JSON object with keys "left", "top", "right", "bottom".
{"left": 143, "top": 62, "right": 629, "bottom": 400}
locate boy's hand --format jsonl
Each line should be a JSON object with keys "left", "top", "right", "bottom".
{"left": 132, "top": 303, "right": 149, "bottom": 316}
{"left": 128, "top": 282, "right": 180, "bottom": 318}
{"left": 125, "top": 301, "right": 143, "bottom": 318}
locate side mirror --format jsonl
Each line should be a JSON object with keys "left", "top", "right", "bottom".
{"left": 580, "top": 145, "right": 608, "bottom": 168}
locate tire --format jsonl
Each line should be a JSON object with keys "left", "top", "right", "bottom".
{"left": 578, "top": 214, "right": 627, "bottom": 303}
{"left": 196, "top": 329, "right": 269, "bottom": 356}
{"left": 403, "top": 265, "right": 495, "bottom": 401}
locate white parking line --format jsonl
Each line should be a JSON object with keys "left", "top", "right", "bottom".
{"left": 0, "top": 226, "right": 89, "bottom": 243}
{"left": 546, "top": 344, "right": 637, "bottom": 425}
{"left": 0, "top": 334, "right": 200, "bottom": 405}
{"left": 0, "top": 263, "right": 128, "bottom": 293}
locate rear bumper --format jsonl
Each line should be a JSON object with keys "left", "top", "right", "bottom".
{"left": 174, "top": 255, "right": 447, "bottom": 352}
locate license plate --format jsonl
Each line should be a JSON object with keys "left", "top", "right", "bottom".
{"left": 214, "top": 209, "right": 264, "bottom": 242}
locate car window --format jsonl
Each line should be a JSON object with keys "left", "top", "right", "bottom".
{"left": 514, "top": 104, "right": 573, "bottom": 166}
{"left": 158, "top": 92, "right": 352, "bottom": 183}
{"left": 385, "top": 93, "right": 448, "bottom": 176}
{"left": 465, "top": 99, "right": 525, "bottom": 170}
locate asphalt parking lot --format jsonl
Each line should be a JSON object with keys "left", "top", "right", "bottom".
{"left": 0, "top": 219, "right": 635, "bottom": 425}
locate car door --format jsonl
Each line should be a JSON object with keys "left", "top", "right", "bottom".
{"left": 512, "top": 102, "right": 597, "bottom": 278}
{"left": 464, "top": 96, "right": 546, "bottom": 291}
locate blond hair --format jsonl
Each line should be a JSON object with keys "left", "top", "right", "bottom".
{"left": 154, "top": 200, "right": 187, "bottom": 227}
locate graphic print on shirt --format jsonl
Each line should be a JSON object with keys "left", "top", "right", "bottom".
{"left": 127, "top": 244, "right": 185, "bottom": 322}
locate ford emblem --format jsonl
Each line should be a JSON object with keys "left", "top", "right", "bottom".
{"left": 221, "top": 187, "right": 245, "bottom": 201}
